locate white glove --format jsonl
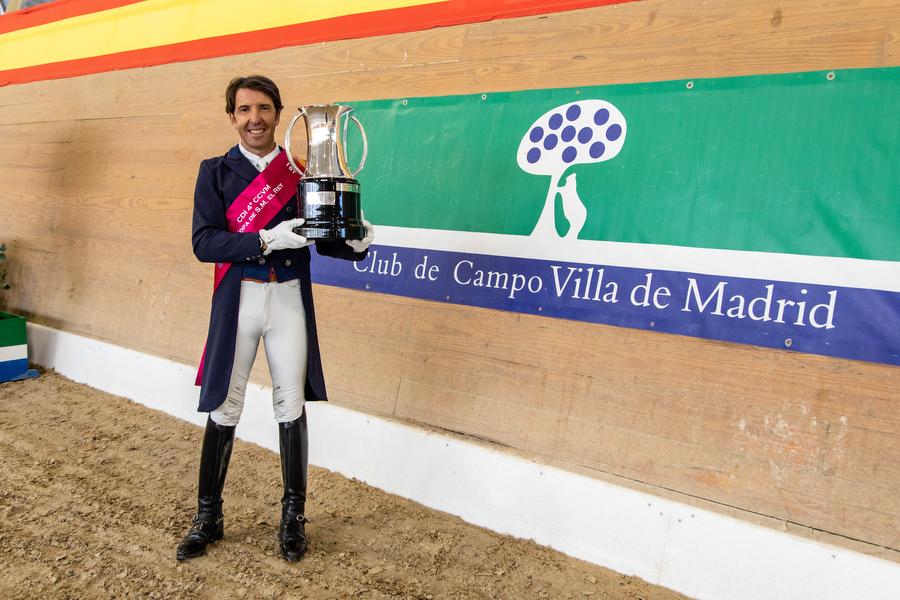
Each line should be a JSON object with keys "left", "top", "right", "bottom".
{"left": 259, "top": 218, "right": 312, "bottom": 255}
{"left": 346, "top": 216, "right": 374, "bottom": 254}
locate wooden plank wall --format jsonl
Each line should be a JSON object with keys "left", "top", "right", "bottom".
{"left": 1, "top": 0, "right": 898, "bottom": 557}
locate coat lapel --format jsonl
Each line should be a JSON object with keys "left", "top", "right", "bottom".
{"left": 222, "top": 145, "right": 259, "bottom": 184}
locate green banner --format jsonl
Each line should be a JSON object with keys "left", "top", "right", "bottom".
{"left": 350, "top": 67, "right": 899, "bottom": 262}
{"left": 318, "top": 67, "right": 900, "bottom": 365}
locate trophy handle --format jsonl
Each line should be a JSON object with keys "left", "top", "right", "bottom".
{"left": 284, "top": 109, "right": 307, "bottom": 174}
{"left": 342, "top": 114, "right": 368, "bottom": 178}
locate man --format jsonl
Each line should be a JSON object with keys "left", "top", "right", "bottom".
{"left": 176, "top": 75, "right": 373, "bottom": 562}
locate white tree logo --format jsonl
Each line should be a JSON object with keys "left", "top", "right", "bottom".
{"left": 517, "top": 100, "right": 627, "bottom": 239}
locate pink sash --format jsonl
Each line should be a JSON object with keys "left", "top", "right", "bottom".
{"left": 195, "top": 151, "right": 302, "bottom": 385}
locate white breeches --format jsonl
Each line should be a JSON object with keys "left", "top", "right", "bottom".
{"left": 210, "top": 279, "right": 308, "bottom": 427}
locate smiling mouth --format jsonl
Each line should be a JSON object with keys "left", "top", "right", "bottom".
{"left": 247, "top": 128, "right": 266, "bottom": 134}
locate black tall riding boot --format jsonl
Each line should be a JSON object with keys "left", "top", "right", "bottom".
{"left": 176, "top": 417, "right": 236, "bottom": 561}
{"left": 278, "top": 411, "right": 309, "bottom": 561}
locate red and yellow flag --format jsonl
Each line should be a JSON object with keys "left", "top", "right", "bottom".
{"left": 0, "top": 0, "right": 634, "bottom": 86}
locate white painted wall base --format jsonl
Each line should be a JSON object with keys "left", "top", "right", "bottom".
{"left": 26, "top": 323, "right": 900, "bottom": 600}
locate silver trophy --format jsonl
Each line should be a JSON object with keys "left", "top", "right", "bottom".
{"left": 285, "top": 104, "right": 368, "bottom": 240}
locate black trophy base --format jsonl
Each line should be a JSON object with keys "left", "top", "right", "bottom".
{"left": 293, "top": 178, "right": 365, "bottom": 241}
{"left": 296, "top": 223, "right": 367, "bottom": 240}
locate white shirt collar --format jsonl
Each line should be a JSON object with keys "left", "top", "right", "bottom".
{"left": 238, "top": 143, "right": 280, "bottom": 172}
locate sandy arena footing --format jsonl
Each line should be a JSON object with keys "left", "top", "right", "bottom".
{"left": 0, "top": 372, "right": 690, "bottom": 600}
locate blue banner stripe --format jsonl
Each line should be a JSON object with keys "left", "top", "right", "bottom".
{"left": 312, "top": 245, "right": 900, "bottom": 366}
{"left": 0, "top": 358, "right": 29, "bottom": 382}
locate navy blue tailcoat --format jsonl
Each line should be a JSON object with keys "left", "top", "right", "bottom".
{"left": 192, "top": 145, "right": 363, "bottom": 412}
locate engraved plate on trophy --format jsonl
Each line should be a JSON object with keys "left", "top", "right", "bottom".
{"left": 305, "top": 191, "right": 336, "bottom": 206}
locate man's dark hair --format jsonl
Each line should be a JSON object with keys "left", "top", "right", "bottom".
{"left": 225, "top": 75, "right": 283, "bottom": 115}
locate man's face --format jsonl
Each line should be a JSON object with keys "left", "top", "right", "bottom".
{"left": 230, "top": 87, "right": 280, "bottom": 156}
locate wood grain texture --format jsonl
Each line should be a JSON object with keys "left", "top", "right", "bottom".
{"left": 1, "top": 0, "right": 898, "bottom": 557}
{"left": 312, "top": 285, "right": 900, "bottom": 551}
